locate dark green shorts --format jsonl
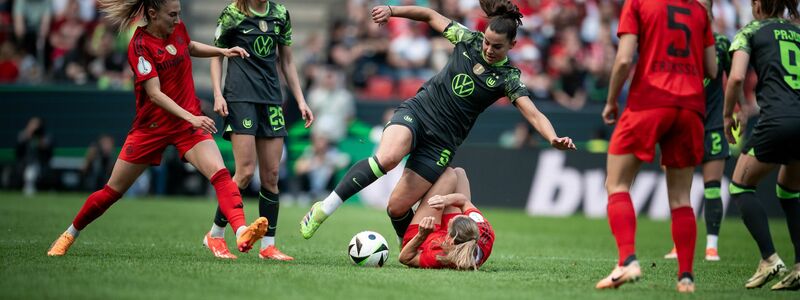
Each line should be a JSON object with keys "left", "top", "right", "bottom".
{"left": 386, "top": 106, "right": 455, "bottom": 184}
{"left": 223, "top": 102, "right": 287, "bottom": 140}
{"left": 702, "top": 128, "right": 729, "bottom": 163}
{"left": 743, "top": 118, "right": 800, "bottom": 164}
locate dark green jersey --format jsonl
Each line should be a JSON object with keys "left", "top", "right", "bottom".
{"left": 730, "top": 18, "right": 800, "bottom": 122}
{"left": 404, "top": 21, "right": 530, "bottom": 147}
{"left": 214, "top": 2, "right": 292, "bottom": 104}
{"left": 704, "top": 33, "right": 731, "bottom": 130}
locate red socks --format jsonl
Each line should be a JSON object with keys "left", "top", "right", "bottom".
{"left": 210, "top": 169, "right": 245, "bottom": 231}
{"left": 72, "top": 185, "right": 122, "bottom": 230}
{"left": 607, "top": 192, "right": 637, "bottom": 266}
{"left": 671, "top": 206, "right": 696, "bottom": 276}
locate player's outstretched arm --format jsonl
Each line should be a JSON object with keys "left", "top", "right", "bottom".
{"left": 188, "top": 41, "right": 249, "bottom": 58}
{"left": 398, "top": 216, "right": 435, "bottom": 267}
{"left": 723, "top": 50, "right": 750, "bottom": 144}
{"left": 210, "top": 56, "right": 228, "bottom": 117}
{"left": 143, "top": 77, "right": 217, "bottom": 134}
{"left": 370, "top": 5, "right": 450, "bottom": 33}
{"left": 278, "top": 45, "right": 314, "bottom": 128}
{"left": 514, "top": 96, "right": 576, "bottom": 150}
{"left": 603, "top": 34, "right": 637, "bottom": 125}
{"left": 704, "top": 45, "right": 718, "bottom": 80}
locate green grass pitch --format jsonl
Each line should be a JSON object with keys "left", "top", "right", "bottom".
{"left": 0, "top": 192, "right": 796, "bottom": 299}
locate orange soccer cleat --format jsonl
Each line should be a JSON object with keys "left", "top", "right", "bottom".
{"left": 259, "top": 245, "right": 295, "bottom": 261}
{"left": 236, "top": 217, "right": 268, "bottom": 253}
{"left": 203, "top": 232, "right": 237, "bottom": 259}
{"left": 664, "top": 246, "right": 677, "bottom": 259}
{"left": 47, "top": 232, "right": 76, "bottom": 256}
{"left": 677, "top": 277, "right": 696, "bottom": 293}
{"left": 596, "top": 261, "right": 642, "bottom": 289}
{"left": 705, "top": 248, "right": 720, "bottom": 261}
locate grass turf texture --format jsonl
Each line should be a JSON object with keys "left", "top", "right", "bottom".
{"left": 1, "top": 192, "right": 796, "bottom": 299}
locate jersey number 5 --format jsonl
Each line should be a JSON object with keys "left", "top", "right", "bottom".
{"left": 667, "top": 5, "right": 692, "bottom": 58}
{"left": 779, "top": 40, "right": 800, "bottom": 89}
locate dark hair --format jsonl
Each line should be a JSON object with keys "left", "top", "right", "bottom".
{"left": 479, "top": 0, "right": 523, "bottom": 41}
{"left": 97, "top": 0, "right": 170, "bottom": 29}
{"left": 758, "top": 0, "right": 800, "bottom": 20}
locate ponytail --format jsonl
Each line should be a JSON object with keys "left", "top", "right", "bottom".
{"left": 98, "top": 0, "right": 169, "bottom": 29}
{"left": 438, "top": 215, "right": 481, "bottom": 270}
{"left": 479, "top": 0, "right": 523, "bottom": 41}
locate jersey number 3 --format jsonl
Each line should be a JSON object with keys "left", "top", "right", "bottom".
{"left": 667, "top": 5, "right": 692, "bottom": 58}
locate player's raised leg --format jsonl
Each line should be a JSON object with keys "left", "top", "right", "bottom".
{"left": 47, "top": 159, "right": 148, "bottom": 256}
{"left": 387, "top": 169, "right": 434, "bottom": 241}
{"left": 301, "top": 125, "right": 411, "bottom": 239}
{"left": 185, "top": 140, "right": 267, "bottom": 253}
{"left": 772, "top": 162, "right": 800, "bottom": 290}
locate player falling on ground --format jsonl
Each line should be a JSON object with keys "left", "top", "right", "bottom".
{"left": 399, "top": 167, "right": 494, "bottom": 270}
{"left": 664, "top": 0, "right": 731, "bottom": 262}
{"left": 724, "top": 0, "right": 800, "bottom": 290}
{"left": 596, "top": 0, "right": 717, "bottom": 293}
{"left": 202, "top": 0, "right": 314, "bottom": 261}
{"left": 46, "top": 0, "right": 268, "bottom": 257}
{"left": 300, "top": 0, "right": 575, "bottom": 243}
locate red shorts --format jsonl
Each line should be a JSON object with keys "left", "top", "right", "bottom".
{"left": 609, "top": 107, "right": 704, "bottom": 168}
{"left": 119, "top": 128, "right": 213, "bottom": 165}
{"left": 402, "top": 213, "right": 460, "bottom": 247}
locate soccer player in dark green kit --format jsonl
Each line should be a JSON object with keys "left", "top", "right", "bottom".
{"left": 725, "top": 0, "right": 800, "bottom": 290}
{"left": 301, "top": 0, "right": 575, "bottom": 242}
{"left": 664, "top": 0, "right": 731, "bottom": 262}
{"left": 203, "top": 0, "right": 314, "bottom": 260}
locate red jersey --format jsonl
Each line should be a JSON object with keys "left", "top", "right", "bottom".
{"left": 418, "top": 208, "right": 495, "bottom": 268}
{"left": 127, "top": 22, "right": 201, "bottom": 134}
{"left": 617, "top": 0, "right": 714, "bottom": 115}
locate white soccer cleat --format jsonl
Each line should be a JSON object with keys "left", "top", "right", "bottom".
{"left": 745, "top": 254, "right": 786, "bottom": 289}
{"left": 595, "top": 261, "right": 642, "bottom": 289}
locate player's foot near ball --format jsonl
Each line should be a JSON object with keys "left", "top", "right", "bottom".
{"left": 300, "top": 201, "right": 328, "bottom": 239}
{"left": 236, "top": 217, "right": 268, "bottom": 253}
{"left": 259, "top": 245, "right": 294, "bottom": 261}
{"left": 46, "top": 231, "right": 75, "bottom": 256}
{"left": 746, "top": 253, "right": 786, "bottom": 289}
{"left": 663, "top": 247, "right": 677, "bottom": 259}
{"left": 771, "top": 263, "right": 800, "bottom": 291}
{"left": 705, "top": 248, "right": 720, "bottom": 261}
{"left": 595, "top": 261, "right": 642, "bottom": 289}
{"left": 203, "top": 232, "right": 237, "bottom": 259}
{"left": 676, "top": 275, "right": 695, "bottom": 293}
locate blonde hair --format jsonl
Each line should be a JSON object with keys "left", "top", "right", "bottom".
{"left": 97, "top": 0, "right": 170, "bottom": 29}
{"left": 234, "top": 0, "right": 255, "bottom": 17}
{"left": 437, "top": 216, "right": 480, "bottom": 270}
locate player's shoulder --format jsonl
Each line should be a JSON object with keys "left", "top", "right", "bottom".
{"left": 714, "top": 32, "right": 730, "bottom": 45}
{"left": 219, "top": 2, "right": 246, "bottom": 22}
{"left": 130, "top": 27, "right": 151, "bottom": 55}
{"left": 270, "top": 1, "right": 289, "bottom": 19}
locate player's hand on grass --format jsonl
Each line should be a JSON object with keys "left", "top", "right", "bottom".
{"left": 602, "top": 102, "right": 618, "bottom": 125}
{"left": 213, "top": 96, "right": 228, "bottom": 117}
{"left": 371, "top": 6, "right": 391, "bottom": 25}
{"left": 428, "top": 195, "right": 447, "bottom": 210}
{"left": 188, "top": 115, "right": 217, "bottom": 134}
{"left": 550, "top": 137, "right": 576, "bottom": 150}
{"left": 299, "top": 102, "right": 314, "bottom": 128}
{"left": 222, "top": 46, "right": 249, "bottom": 58}
{"left": 418, "top": 216, "right": 435, "bottom": 237}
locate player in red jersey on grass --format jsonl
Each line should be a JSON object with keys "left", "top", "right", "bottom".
{"left": 46, "top": 0, "right": 268, "bottom": 257}
{"left": 399, "top": 167, "right": 494, "bottom": 270}
{"left": 596, "top": 0, "right": 717, "bottom": 293}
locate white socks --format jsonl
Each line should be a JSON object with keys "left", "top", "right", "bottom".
{"left": 210, "top": 224, "right": 226, "bottom": 238}
{"left": 235, "top": 226, "right": 247, "bottom": 238}
{"left": 67, "top": 225, "right": 80, "bottom": 238}
{"left": 706, "top": 235, "right": 718, "bottom": 249}
{"left": 320, "top": 192, "right": 343, "bottom": 215}
{"left": 261, "top": 236, "right": 275, "bottom": 250}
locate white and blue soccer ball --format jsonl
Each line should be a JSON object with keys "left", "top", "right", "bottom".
{"left": 348, "top": 231, "right": 389, "bottom": 267}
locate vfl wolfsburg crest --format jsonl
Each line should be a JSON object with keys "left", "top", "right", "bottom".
{"left": 403, "top": 115, "right": 413, "bottom": 123}
{"left": 243, "top": 118, "right": 253, "bottom": 129}
{"left": 486, "top": 76, "right": 497, "bottom": 87}
{"left": 253, "top": 36, "right": 274, "bottom": 57}
{"left": 451, "top": 73, "right": 475, "bottom": 97}
{"left": 259, "top": 20, "right": 268, "bottom": 32}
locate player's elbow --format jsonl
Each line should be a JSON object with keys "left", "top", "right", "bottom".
{"left": 728, "top": 73, "right": 745, "bottom": 85}
{"left": 615, "top": 57, "right": 633, "bottom": 70}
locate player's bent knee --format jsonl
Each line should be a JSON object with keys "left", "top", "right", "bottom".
{"left": 386, "top": 201, "right": 413, "bottom": 218}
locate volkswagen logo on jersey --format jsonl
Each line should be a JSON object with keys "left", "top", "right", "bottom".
{"left": 259, "top": 20, "right": 268, "bottom": 32}
{"left": 166, "top": 44, "right": 177, "bottom": 55}
{"left": 451, "top": 73, "right": 475, "bottom": 97}
{"left": 253, "top": 36, "right": 273, "bottom": 57}
{"left": 137, "top": 56, "right": 152, "bottom": 75}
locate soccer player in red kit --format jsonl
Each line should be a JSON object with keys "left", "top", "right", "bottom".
{"left": 46, "top": 0, "right": 268, "bottom": 257}
{"left": 595, "top": 0, "right": 718, "bottom": 292}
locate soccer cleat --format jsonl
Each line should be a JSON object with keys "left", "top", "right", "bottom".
{"left": 664, "top": 247, "right": 677, "bottom": 259}
{"left": 203, "top": 232, "right": 237, "bottom": 259}
{"left": 771, "top": 264, "right": 800, "bottom": 291}
{"left": 676, "top": 277, "right": 696, "bottom": 293}
{"left": 300, "top": 202, "right": 328, "bottom": 239}
{"left": 745, "top": 254, "right": 786, "bottom": 289}
{"left": 705, "top": 248, "right": 720, "bottom": 261}
{"left": 595, "top": 261, "right": 642, "bottom": 289}
{"left": 46, "top": 231, "right": 75, "bottom": 256}
{"left": 236, "top": 217, "right": 268, "bottom": 253}
{"left": 259, "top": 245, "right": 295, "bottom": 261}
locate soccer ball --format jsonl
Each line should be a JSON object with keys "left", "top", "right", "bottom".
{"left": 348, "top": 231, "right": 389, "bottom": 267}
